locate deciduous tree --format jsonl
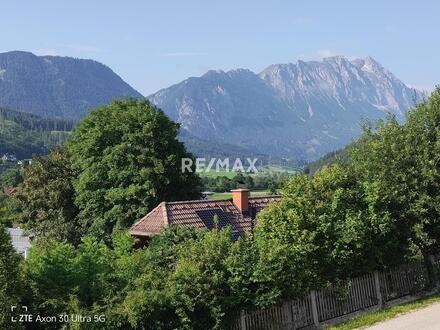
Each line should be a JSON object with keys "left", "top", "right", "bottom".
{"left": 252, "top": 165, "right": 387, "bottom": 303}
{"left": 0, "top": 226, "right": 23, "bottom": 329}
{"left": 68, "top": 99, "right": 201, "bottom": 241}
{"left": 15, "top": 148, "right": 81, "bottom": 244}
{"left": 351, "top": 88, "right": 440, "bottom": 281}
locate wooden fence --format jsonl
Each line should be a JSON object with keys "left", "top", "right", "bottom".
{"left": 229, "top": 257, "right": 438, "bottom": 329}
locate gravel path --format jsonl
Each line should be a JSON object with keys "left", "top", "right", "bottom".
{"left": 365, "top": 302, "right": 440, "bottom": 330}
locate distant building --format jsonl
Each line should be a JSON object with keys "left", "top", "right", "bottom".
{"left": 129, "top": 188, "right": 280, "bottom": 246}
{"left": 6, "top": 228, "right": 32, "bottom": 259}
{"left": 1, "top": 153, "right": 17, "bottom": 162}
{"left": 18, "top": 159, "right": 32, "bottom": 166}
{"left": 201, "top": 191, "right": 214, "bottom": 199}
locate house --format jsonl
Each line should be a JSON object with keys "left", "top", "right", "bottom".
{"left": 201, "top": 191, "right": 214, "bottom": 199}
{"left": 6, "top": 228, "right": 32, "bottom": 259}
{"left": 18, "top": 159, "right": 32, "bottom": 166}
{"left": 129, "top": 188, "right": 280, "bottom": 245}
{"left": 1, "top": 153, "right": 17, "bottom": 162}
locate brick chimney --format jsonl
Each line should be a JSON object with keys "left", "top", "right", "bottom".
{"left": 231, "top": 188, "right": 249, "bottom": 212}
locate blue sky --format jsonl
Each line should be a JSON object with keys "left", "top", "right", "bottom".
{"left": 1, "top": 1, "right": 438, "bottom": 95}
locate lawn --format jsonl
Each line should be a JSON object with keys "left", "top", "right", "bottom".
{"left": 211, "top": 192, "right": 232, "bottom": 200}
{"left": 260, "top": 164, "right": 298, "bottom": 174}
{"left": 210, "top": 190, "right": 271, "bottom": 200}
{"left": 198, "top": 163, "right": 298, "bottom": 179}
{"left": 328, "top": 293, "right": 440, "bottom": 330}
{"left": 199, "top": 169, "right": 237, "bottom": 179}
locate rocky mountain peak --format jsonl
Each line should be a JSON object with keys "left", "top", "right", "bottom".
{"left": 149, "top": 56, "right": 424, "bottom": 161}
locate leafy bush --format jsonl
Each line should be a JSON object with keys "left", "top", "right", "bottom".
{"left": 0, "top": 226, "right": 24, "bottom": 329}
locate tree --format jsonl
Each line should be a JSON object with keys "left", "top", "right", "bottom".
{"left": 117, "top": 227, "right": 203, "bottom": 329}
{"left": 25, "top": 240, "right": 77, "bottom": 316}
{"left": 351, "top": 88, "right": 440, "bottom": 281}
{"left": 0, "top": 193, "right": 19, "bottom": 228}
{"left": 68, "top": 99, "right": 201, "bottom": 241}
{"left": 15, "top": 148, "right": 81, "bottom": 244}
{"left": 251, "top": 165, "right": 386, "bottom": 304}
{"left": 24, "top": 232, "right": 143, "bottom": 329}
{"left": 120, "top": 226, "right": 238, "bottom": 330}
{"left": 0, "top": 226, "right": 23, "bottom": 329}
{"left": 0, "top": 167, "right": 23, "bottom": 187}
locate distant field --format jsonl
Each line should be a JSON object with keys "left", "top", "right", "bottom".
{"left": 211, "top": 190, "right": 272, "bottom": 200}
{"left": 199, "top": 170, "right": 236, "bottom": 179}
{"left": 199, "top": 164, "right": 298, "bottom": 179}
{"left": 211, "top": 193, "right": 231, "bottom": 200}
{"left": 259, "top": 164, "right": 298, "bottom": 174}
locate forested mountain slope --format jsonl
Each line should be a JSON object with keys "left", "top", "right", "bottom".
{"left": 0, "top": 51, "right": 143, "bottom": 120}
{"left": 0, "top": 108, "right": 72, "bottom": 159}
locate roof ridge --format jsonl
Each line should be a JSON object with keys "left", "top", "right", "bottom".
{"left": 165, "top": 199, "right": 232, "bottom": 205}
{"left": 248, "top": 195, "right": 281, "bottom": 200}
{"left": 130, "top": 202, "right": 164, "bottom": 227}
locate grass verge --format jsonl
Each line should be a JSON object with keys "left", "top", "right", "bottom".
{"left": 328, "top": 293, "right": 440, "bottom": 330}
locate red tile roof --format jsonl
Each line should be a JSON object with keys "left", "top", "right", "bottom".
{"left": 129, "top": 196, "right": 281, "bottom": 238}
{"left": 249, "top": 196, "right": 282, "bottom": 213}
{"left": 2, "top": 186, "right": 18, "bottom": 197}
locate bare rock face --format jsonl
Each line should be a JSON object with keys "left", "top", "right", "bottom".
{"left": 150, "top": 56, "right": 425, "bottom": 160}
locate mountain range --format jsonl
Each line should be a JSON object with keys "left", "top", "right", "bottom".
{"left": 0, "top": 51, "right": 426, "bottom": 161}
{"left": 0, "top": 51, "right": 142, "bottom": 120}
{"left": 150, "top": 56, "right": 425, "bottom": 160}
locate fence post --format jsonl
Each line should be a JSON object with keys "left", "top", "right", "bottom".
{"left": 428, "top": 255, "right": 439, "bottom": 289}
{"left": 240, "top": 310, "right": 246, "bottom": 330}
{"left": 374, "top": 270, "right": 383, "bottom": 308}
{"left": 310, "top": 290, "right": 320, "bottom": 328}
{"left": 282, "top": 300, "right": 294, "bottom": 328}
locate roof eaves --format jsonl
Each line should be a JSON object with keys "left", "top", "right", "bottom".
{"left": 128, "top": 230, "right": 158, "bottom": 237}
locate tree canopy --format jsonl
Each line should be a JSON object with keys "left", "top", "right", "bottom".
{"left": 351, "top": 88, "right": 440, "bottom": 260}
{"left": 22, "top": 228, "right": 241, "bottom": 330}
{"left": 0, "top": 226, "right": 23, "bottom": 329}
{"left": 15, "top": 148, "right": 81, "bottom": 244}
{"left": 251, "top": 165, "right": 390, "bottom": 303}
{"left": 68, "top": 99, "right": 201, "bottom": 241}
